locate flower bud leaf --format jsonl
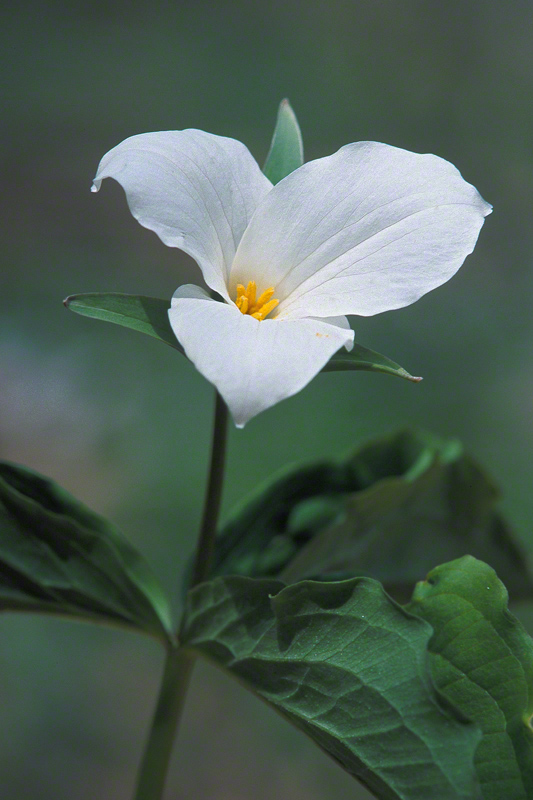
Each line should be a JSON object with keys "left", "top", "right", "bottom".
{"left": 407, "top": 556, "right": 533, "bottom": 799}
{"left": 263, "top": 98, "right": 304, "bottom": 185}
{"left": 181, "top": 574, "right": 481, "bottom": 799}
{"left": 0, "top": 462, "right": 173, "bottom": 642}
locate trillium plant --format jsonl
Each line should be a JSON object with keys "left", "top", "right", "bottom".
{"left": 3, "top": 100, "right": 533, "bottom": 800}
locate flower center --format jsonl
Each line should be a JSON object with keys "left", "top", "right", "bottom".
{"left": 235, "top": 281, "right": 279, "bottom": 320}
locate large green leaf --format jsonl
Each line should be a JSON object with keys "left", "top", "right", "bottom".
{"left": 406, "top": 556, "right": 533, "bottom": 799}
{"left": 181, "top": 575, "right": 481, "bottom": 800}
{"left": 0, "top": 462, "right": 173, "bottom": 641}
{"left": 263, "top": 98, "right": 304, "bottom": 184}
{"left": 212, "top": 430, "right": 532, "bottom": 603}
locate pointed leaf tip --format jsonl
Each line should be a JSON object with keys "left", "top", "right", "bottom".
{"left": 263, "top": 99, "right": 304, "bottom": 185}
{"left": 323, "top": 340, "right": 421, "bottom": 383}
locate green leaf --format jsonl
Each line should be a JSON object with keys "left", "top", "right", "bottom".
{"left": 263, "top": 99, "right": 304, "bottom": 184}
{"left": 324, "top": 341, "right": 422, "bottom": 383}
{"left": 64, "top": 293, "right": 184, "bottom": 354}
{"left": 212, "top": 430, "right": 532, "bottom": 603}
{"left": 210, "top": 461, "right": 351, "bottom": 582}
{"left": 406, "top": 556, "right": 533, "bottom": 799}
{"left": 181, "top": 575, "right": 481, "bottom": 800}
{"left": 0, "top": 462, "right": 173, "bottom": 642}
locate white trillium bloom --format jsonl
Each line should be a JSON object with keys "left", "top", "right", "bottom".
{"left": 93, "top": 129, "right": 491, "bottom": 427}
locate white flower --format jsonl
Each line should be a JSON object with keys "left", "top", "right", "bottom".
{"left": 92, "top": 130, "right": 491, "bottom": 427}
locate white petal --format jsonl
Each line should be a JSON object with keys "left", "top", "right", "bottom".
{"left": 168, "top": 286, "right": 354, "bottom": 427}
{"left": 230, "top": 142, "right": 491, "bottom": 318}
{"left": 310, "top": 315, "right": 354, "bottom": 351}
{"left": 93, "top": 130, "right": 272, "bottom": 300}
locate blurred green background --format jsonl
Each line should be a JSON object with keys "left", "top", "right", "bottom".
{"left": 2, "top": 1, "right": 533, "bottom": 798}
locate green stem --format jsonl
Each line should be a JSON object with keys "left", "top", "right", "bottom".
{"left": 133, "top": 391, "right": 229, "bottom": 800}
{"left": 133, "top": 647, "right": 194, "bottom": 800}
{"left": 190, "top": 391, "right": 229, "bottom": 586}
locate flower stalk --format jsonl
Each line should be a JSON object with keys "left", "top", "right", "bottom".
{"left": 133, "top": 647, "right": 194, "bottom": 800}
{"left": 133, "top": 391, "right": 228, "bottom": 800}
{"left": 191, "top": 391, "right": 229, "bottom": 586}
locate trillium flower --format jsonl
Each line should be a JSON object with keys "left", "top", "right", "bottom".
{"left": 92, "top": 129, "right": 491, "bottom": 427}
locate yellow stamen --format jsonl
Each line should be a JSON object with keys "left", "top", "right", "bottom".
{"left": 251, "top": 287, "right": 275, "bottom": 313}
{"left": 245, "top": 280, "right": 256, "bottom": 308}
{"left": 235, "top": 280, "right": 278, "bottom": 320}
{"left": 251, "top": 298, "right": 279, "bottom": 320}
{"left": 236, "top": 294, "right": 249, "bottom": 314}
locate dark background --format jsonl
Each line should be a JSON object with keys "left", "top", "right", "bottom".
{"left": 2, "top": 2, "right": 533, "bottom": 798}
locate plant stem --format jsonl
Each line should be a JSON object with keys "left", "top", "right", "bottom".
{"left": 190, "top": 391, "right": 229, "bottom": 586}
{"left": 133, "top": 391, "right": 229, "bottom": 800}
{"left": 133, "top": 647, "right": 194, "bottom": 800}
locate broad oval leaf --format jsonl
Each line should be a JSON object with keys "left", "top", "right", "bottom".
{"left": 211, "top": 430, "right": 532, "bottom": 604}
{"left": 263, "top": 99, "right": 304, "bottom": 185}
{"left": 181, "top": 575, "right": 482, "bottom": 800}
{"left": 406, "top": 556, "right": 533, "bottom": 800}
{"left": 0, "top": 462, "right": 173, "bottom": 642}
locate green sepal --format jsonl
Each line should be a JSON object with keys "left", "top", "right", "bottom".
{"left": 211, "top": 430, "right": 532, "bottom": 603}
{"left": 0, "top": 462, "right": 173, "bottom": 642}
{"left": 181, "top": 575, "right": 482, "bottom": 800}
{"left": 64, "top": 293, "right": 184, "bottom": 354}
{"left": 325, "top": 341, "right": 422, "bottom": 382}
{"left": 263, "top": 99, "right": 304, "bottom": 184}
{"left": 406, "top": 556, "right": 533, "bottom": 799}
